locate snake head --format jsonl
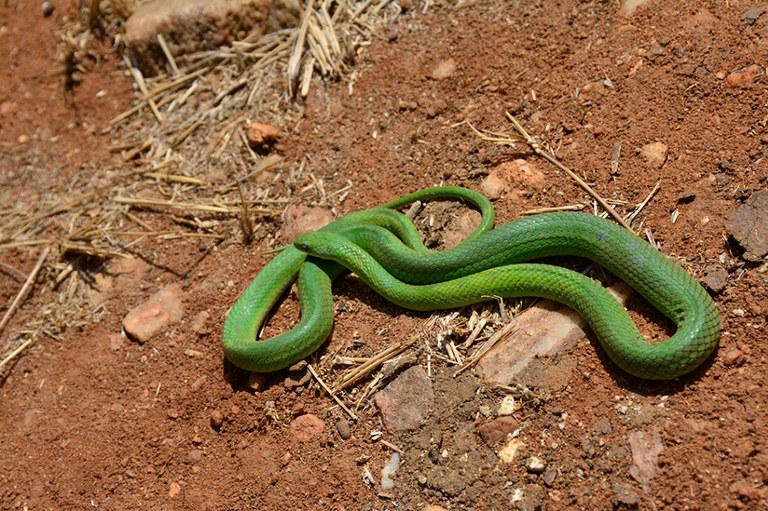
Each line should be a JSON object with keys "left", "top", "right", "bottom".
{"left": 293, "top": 231, "right": 331, "bottom": 256}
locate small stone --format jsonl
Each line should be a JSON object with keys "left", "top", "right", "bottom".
{"left": 122, "top": 283, "right": 184, "bottom": 343}
{"left": 725, "top": 65, "right": 763, "bottom": 89}
{"left": 41, "top": 2, "right": 54, "bottom": 17}
{"left": 168, "top": 481, "right": 181, "bottom": 498}
{"left": 640, "top": 141, "right": 668, "bottom": 169}
{"left": 191, "top": 434, "right": 203, "bottom": 445}
{"left": 245, "top": 122, "right": 281, "bottom": 148}
{"left": 188, "top": 448, "right": 203, "bottom": 462}
{"left": 281, "top": 204, "right": 334, "bottom": 241}
{"left": 0, "top": 101, "right": 16, "bottom": 116}
{"left": 578, "top": 80, "right": 607, "bottom": 104}
{"left": 336, "top": 417, "right": 352, "bottom": 440}
{"left": 476, "top": 416, "right": 519, "bottom": 445}
{"left": 619, "top": 0, "right": 650, "bottom": 16}
{"left": 17, "top": 134, "right": 29, "bottom": 144}
{"left": 374, "top": 366, "right": 434, "bottom": 431}
{"left": 613, "top": 483, "right": 639, "bottom": 506}
{"left": 740, "top": 6, "right": 767, "bottom": 25}
{"left": 542, "top": 469, "right": 557, "bottom": 487}
{"left": 480, "top": 170, "right": 507, "bottom": 200}
{"left": 431, "top": 58, "right": 456, "bottom": 80}
{"left": 167, "top": 409, "right": 180, "bottom": 419}
{"left": 210, "top": 410, "right": 224, "bottom": 430}
{"left": 729, "top": 480, "right": 761, "bottom": 501}
{"left": 701, "top": 266, "right": 728, "bottom": 294}
{"left": 108, "top": 333, "right": 125, "bottom": 351}
{"left": 497, "top": 395, "right": 518, "bottom": 416}
{"left": 191, "top": 310, "right": 210, "bottom": 333}
{"left": 289, "top": 414, "right": 325, "bottom": 441}
{"left": 628, "top": 429, "right": 664, "bottom": 492}
{"left": 723, "top": 348, "right": 745, "bottom": 367}
{"left": 497, "top": 438, "right": 524, "bottom": 463}
{"left": 426, "top": 467, "right": 465, "bottom": 497}
{"left": 727, "top": 191, "right": 768, "bottom": 261}
{"left": 526, "top": 456, "right": 546, "bottom": 474}
{"left": 676, "top": 190, "right": 696, "bottom": 203}
{"left": 399, "top": 0, "right": 413, "bottom": 10}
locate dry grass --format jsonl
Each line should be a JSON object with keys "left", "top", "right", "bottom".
{"left": 0, "top": 0, "right": 401, "bottom": 371}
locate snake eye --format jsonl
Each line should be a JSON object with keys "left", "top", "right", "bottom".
{"left": 296, "top": 242, "right": 310, "bottom": 252}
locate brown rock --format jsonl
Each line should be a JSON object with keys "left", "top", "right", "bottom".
{"left": 336, "top": 417, "right": 352, "bottom": 440}
{"left": 431, "top": 58, "right": 456, "bottom": 80}
{"left": 640, "top": 141, "right": 668, "bottom": 169}
{"left": 281, "top": 204, "right": 334, "bottom": 241}
{"left": 191, "top": 310, "right": 210, "bottom": 333}
{"left": 701, "top": 266, "right": 728, "bottom": 294}
{"left": 676, "top": 190, "right": 696, "bottom": 203}
{"left": 246, "top": 122, "right": 281, "bottom": 148}
{"left": 108, "top": 334, "right": 125, "bottom": 351}
{"left": 724, "top": 65, "right": 763, "bottom": 89}
{"left": 613, "top": 482, "right": 639, "bottom": 506}
{"left": 729, "top": 480, "right": 762, "bottom": 501}
{"left": 619, "top": 0, "right": 651, "bottom": 16}
{"left": 727, "top": 190, "right": 768, "bottom": 261}
{"left": 0, "top": 101, "right": 16, "bottom": 116}
{"left": 289, "top": 413, "right": 325, "bottom": 441}
{"left": 125, "top": 0, "right": 300, "bottom": 76}
{"left": 480, "top": 170, "right": 507, "bottom": 200}
{"left": 122, "top": 283, "right": 184, "bottom": 343}
{"left": 628, "top": 428, "right": 664, "bottom": 492}
{"left": 210, "top": 410, "right": 224, "bottom": 430}
{"left": 374, "top": 366, "right": 434, "bottom": 431}
{"left": 723, "top": 348, "right": 745, "bottom": 367}
{"left": 168, "top": 481, "right": 181, "bottom": 498}
{"left": 740, "top": 6, "right": 767, "bottom": 25}
{"left": 476, "top": 416, "right": 519, "bottom": 445}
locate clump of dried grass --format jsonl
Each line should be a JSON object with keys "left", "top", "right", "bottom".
{"left": 1, "top": 0, "right": 404, "bottom": 372}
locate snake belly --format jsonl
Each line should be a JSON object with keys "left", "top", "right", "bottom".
{"left": 223, "top": 187, "right": 720, "bottom": 380}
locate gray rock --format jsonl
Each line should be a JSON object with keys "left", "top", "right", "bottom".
{"left": 727, "top": 190, "right": 768, "bottom": 261}
{"left": 613, "top": 482, "right": 639, "bottom": 507}
{"left": 374, "top": 366, "right": 434, "bottom": 431}
{"left": 740, "top": 5, "right": 767, "bottom": 25}
{"left": 701, "top": 266, "right": 728, "bottom": 294}
{"left": 426, "top": 467, "right": 466, "bottom": 497}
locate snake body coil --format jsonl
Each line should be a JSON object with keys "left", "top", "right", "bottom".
{"left": 222, "top": 187, "right": 720, "bottom": 380}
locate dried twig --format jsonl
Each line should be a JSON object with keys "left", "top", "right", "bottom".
{"left": 625, "top": 180, "right": 661, "bottom": 227}
{"left": 453, "top": 321, "right": 518, "bottom": 378}
{"left": 503, "top": 112, "right": 633, "bottom": 231}
{"left": 0, "top": 246, "right": 50, "bottom": 337}
{"left": 0, "top": 338, "right": 34, "bottom": 372}
{"left": 332, "top": 335, "right": 419, "bottom": 392}
{"left": 307, "top": 364, "right": 357, "bottom": 420}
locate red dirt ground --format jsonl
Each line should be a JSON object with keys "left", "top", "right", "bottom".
{"left": 1, "top": 0, "right": 767, "bottom": 510}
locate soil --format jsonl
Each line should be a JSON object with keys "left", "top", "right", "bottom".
{"left": 1, "top": 0, "right": 767, "bottom": 510}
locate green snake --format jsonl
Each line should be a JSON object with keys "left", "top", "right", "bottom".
{"left": 222, "top": 187, "right": 720, "bottom": 380}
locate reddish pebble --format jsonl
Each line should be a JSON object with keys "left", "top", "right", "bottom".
{"left": 246, "top": 122, "right": 281, "bottom": 148}
{"left": 724, "top": 64, "right": 762, "bottom": 88}
{"left": 290, "top": 414, "right": 325, "bottom": 441}
{"left": 723, "top": 348, "right": 745, "bottom": 367}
